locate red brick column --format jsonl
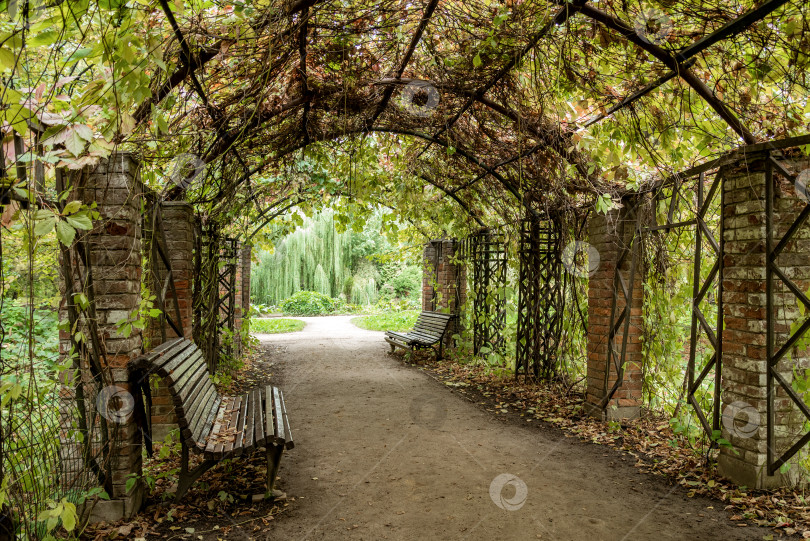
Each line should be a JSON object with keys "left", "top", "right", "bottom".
{"left": 233, "top": 242, "right": 243, "bottom": 355}
{"left": 718, "top": 156, "right": 810, "bottom": 488}
{"left": 145, "top": 201, "right": 195, "bottom": 441}
{"left": 422, "top": 239, "right": 466, "bottom": 347}
{"left": 59, "top": 153, "right": 146, "bottom": 521}
{"left": 585, "top": 205, "right": 644, "bottom": 420}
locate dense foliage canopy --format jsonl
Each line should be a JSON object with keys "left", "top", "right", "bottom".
{"left": 0, "top": 0, "right": 806, "bottom": 238}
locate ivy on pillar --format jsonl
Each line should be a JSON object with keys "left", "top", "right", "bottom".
{"left": 422, "top": 239, "right": 466, "bottom": 348}
{"left": 59, "top": 153, "right": 146, "bottom": 522}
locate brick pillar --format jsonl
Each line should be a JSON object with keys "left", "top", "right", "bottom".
{"left": 59, "top": 153, "right": 145, "bottom": 521}
{"left": 422, "top": 241, "right": 438, "bottom": 311}
{"left": 422, "top": 239, "right": 466, "bottom": 348}
{"left": 718, "top": 155, "right": 810, "bottom": 488}
{"left": 585, "top": 205, "right": 644, "bottom": 420}
{"left": 145, "top": 201, "right": 195, "bottom": 441}
{"left": 233, "top": 242, "right": 243, "bottom": 356}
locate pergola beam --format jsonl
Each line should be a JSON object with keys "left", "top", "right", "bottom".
{"left": 566, "top": 2, "right": 756, "bottom": 144}
{"left": 368, "top": 0, "right": 440, "bottom": 126}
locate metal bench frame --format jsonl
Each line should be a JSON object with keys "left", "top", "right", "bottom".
{"left": 129, "top": 338, "right": 294, "bottom": 498}
{"left": 384, "top": 311, "right": 455, "bottom": 360}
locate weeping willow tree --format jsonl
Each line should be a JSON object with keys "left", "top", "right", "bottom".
{"left": 252, "top": 210, "right": 352, "bottom": 303}
{"left": 252, "top": 209, "right": 386, "bottom": 305}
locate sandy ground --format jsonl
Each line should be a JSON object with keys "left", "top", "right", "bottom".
{"left": 250, "top": 316, "right": 771, "bottom": 541}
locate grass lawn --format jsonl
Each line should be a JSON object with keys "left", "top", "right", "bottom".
{"left": 251, "top": 318, "right": 305, "bottom": 334}
{"left": 351, "top": 310, "right": 419, "bottom": 332}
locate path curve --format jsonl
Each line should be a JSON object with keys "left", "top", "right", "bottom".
{"left": 256, "top": 316, "right": 767, "bottom": 540}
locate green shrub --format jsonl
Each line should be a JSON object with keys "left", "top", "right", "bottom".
{"left": 280, "top": 291, "right": 335, "bottom": 315}
{"left": 392, "top": 265, "right": 421, "bottom": 297}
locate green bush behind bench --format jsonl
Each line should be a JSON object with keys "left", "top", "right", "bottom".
{"left": 352, "top": 310, "right": 419, "bottom": 332}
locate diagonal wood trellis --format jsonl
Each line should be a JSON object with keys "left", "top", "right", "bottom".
{"left": 765, "top": 155, "right": 810, "bottom": 474}
{"left": 463, "top": 229, "right": 508, "bottom": 357}
{"left": 599, "top": 202, "right": 645, "bottom": 410}
{"left": 649, "top": 171, "right": 725, "bottom": 437}
{"left": 193, "top": 222, "right": 221, "bottom": 372}
{"left": 216, "top": 237, "right": 239, "bottom": 362}
{"left": 145, "top": 199, "right": 185, "bottom": 342}
{"left": 515, "top": 216, "right": 563, "bottom": 380}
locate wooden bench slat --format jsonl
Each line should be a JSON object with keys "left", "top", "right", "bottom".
{"left": 221, "top": 395, "right": 243, "bottom": 457}
{"left": 273, "top": 386, "right": 286, "bottom": 444}
{"left": 172, "top": 358, "right": 208, "bottom": 417}
{"left": 254, "top": 388, "right": 265, "bottom": 448}
{"left": 232, "top": 395, "right": 250, "bottom": 456}
{"left": 160, "top": 346, "right": 201, "bottom": 383}
{"left": 242, "top": 390, "right": 255, "bottom": 452}
{"left": 265, "top": 385, "right": 275, "bottom": 444}
{"left": 189, "top": 382, "right": 219, "bottom": 445}
{"left": 204, "top": 398, "right": 228, "bottom": 457}
{"left": 277, "top": 387, "right": 294, "bottom": 450}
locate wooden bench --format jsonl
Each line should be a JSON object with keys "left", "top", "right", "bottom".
{"left": 385, "top": 311, "right": 455, "bottom": 360}
{"left": 128, "top": 338, "right": 294, "bottom": 498}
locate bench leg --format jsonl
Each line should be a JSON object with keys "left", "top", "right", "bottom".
{"left": 176, "top": 441, "right": 217, "bottom": 498}
{"left": 389, "top": 342, "right": 395, "bottom": 353}
{"left": 266, "top": 444, "right": 285, "bottom": 496}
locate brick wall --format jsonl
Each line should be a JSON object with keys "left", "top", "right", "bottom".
{"left": 585, "top": 204, "right": 644, "bottom": 420}
{"left": 59, "top": 153, "right": 146, "bottom": 521}
{"left": 422, "top": 239, "right": 466, "bottom": 346}
{"left": 144, "top": 201, "right": 195, "bottom": 441}
{"left": 718, "top": 155, "right": 810, "bottom": 488}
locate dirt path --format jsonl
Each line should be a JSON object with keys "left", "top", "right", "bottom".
{"left": 255, "top": 316, "right": 769, "bottom": 541}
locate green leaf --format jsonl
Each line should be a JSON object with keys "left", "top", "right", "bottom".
{"left": 64, "top": 128, "right": 86, "bottom": 157}
{"left": 0, "top": 48, "right": 16, "bottom": 71}
{"left": 30, "top": 30, "right": 59, "bottom": 47}
{"left": 66, "top": 212, "right": 93, "bottom": 230}
{"left": 55, "top": 220, "right": 76, "bottom": 246}
{"left": 60, "top": 502, "right": 77, "bottom": 531}
{"left": 66, "top": 47, "right": 94, "bottom": 63}
{"left": 73, "top": 124, "right": 94, "bottom": 141}
{"left": 473, "top": 53, "right": 482, "bottom": 68}
{"left": 34, "top": 216, "right": 57, "bottom": 237}
{"left": 63, "top": 200, "right": 82, "bottom": 214}
{"left": 125, "top": 476, "right": 138, "bottom": 493}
